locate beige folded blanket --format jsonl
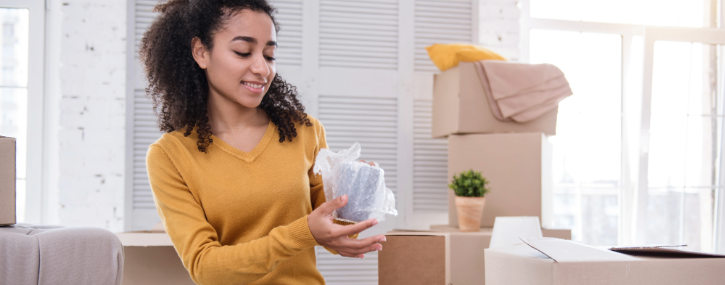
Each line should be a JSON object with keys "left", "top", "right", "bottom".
{"left": 474, "top": 60, "right": 573, "bottom": 123}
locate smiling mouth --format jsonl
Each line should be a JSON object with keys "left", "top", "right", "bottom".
{"left": 242, "top": 81, "right": 264, "bottom": 89}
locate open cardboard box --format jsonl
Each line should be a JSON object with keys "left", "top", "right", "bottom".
{"left": 116, "top": 226, "right": 195, "bottom": 285}
{"left": 0, "top": 136, "right": 16, "bottom": 226}
{"left": 447, "top": 133, "right": 553, "bottom": 228}
{"left": 431, "top": 61, "right": 558, "bottom": 138}
{"left": 485, "top": 238, "right": 725, "bottom": 285}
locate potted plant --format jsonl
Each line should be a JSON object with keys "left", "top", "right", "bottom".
{"left": 448, "top": 170, "right": 490, "bottom": 232}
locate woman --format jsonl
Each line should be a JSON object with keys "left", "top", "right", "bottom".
{"left": 140, "top": 1, "right": 385, "bottom": 284}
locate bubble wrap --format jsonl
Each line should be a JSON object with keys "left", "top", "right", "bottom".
{"left": 313, "top": 142, "right": 398, "bottom": 223}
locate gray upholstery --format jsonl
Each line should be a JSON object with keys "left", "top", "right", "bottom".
{"left": 0, "top": 224, "right": 124, "bottom": 285}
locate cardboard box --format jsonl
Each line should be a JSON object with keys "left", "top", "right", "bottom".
{"left": 447, "top": 133, "right": 553, "bottom": 228}
{"left": 431, "top": 61, "right": 558, "bottom": 138}
{"left": 0, "top": 136, "right": 16, "bottom": 226}
{"left": 379, "top": 231, "right": 490, "bottom": 285}
{"left": 485, "top": 238, "right": 725, "bottom": 285}
{"left": 429, "top": 224, "right": 571, "bottom": 241}
{"left": 116, "top": 231, "right": 195, "bottom": 285}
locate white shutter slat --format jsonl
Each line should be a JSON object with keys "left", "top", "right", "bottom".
{"left": 270, "top": 0, "right": 303, "bottom": 67}
{"left": 320, "top": 0, "right": 398, "bottom": 70}
{"left": 316, "top": 94, "right": 398, "bottom": 285}
{"left": 413, "top": 100, "right": 448, "bottom": 212}
{"left": 133, "top": 89, "right": 163, "bottom": 210}
{"left": 316, "top": 247, "right": 379, "bottom": 285}
{"left": 414, "top": 0, "right": 473, "bottom": 72}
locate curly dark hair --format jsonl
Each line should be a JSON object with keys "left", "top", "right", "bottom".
{"left": 139, "top": 0, "right": 312, "bottom": 153}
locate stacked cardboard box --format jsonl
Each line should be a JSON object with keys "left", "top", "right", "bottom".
{"left": 379, "top": 62, "right": 569, "bottom": 284}
{"left": 433, "top": 61, "right": 560, "bottom": 229}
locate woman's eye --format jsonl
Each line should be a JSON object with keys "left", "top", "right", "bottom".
{"left": 265, "top": 56, "right": 276, "bottom": 62}
{"left": 234, "top": 51, "right": 251, "bottom": 57}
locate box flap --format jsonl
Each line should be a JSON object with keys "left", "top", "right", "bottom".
{"left": 520, "top": 237, "right": 635, "bottom": 263}
{"left": 609, "top": 246, "right": 725, "bottom": 258}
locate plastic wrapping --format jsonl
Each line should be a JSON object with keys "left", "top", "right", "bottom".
{"left": 313, "top": 142, "right": 398, "bottom": 223}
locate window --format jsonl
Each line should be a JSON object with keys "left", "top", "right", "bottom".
{"left": 525, "top": 0, "right": 724, "bottom": 251}
{"left": 0, "top": 0, "right": 45, "bottom": 224}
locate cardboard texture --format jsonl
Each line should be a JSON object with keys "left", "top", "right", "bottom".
{"left": 379, "top": 231, "right": 488, "bottom": 285}
{"left": 116, "top": 232, "right": 195, "bottom": 285}
{"left": 0, "top": 136, "right": 16, "bottom": 226}
{"left": 431, "top": 61, "right": 558, "bottom": 138}
{"left": 485, "top": 238, "right": 725, "bottom": 285}
{"left": 429, "top": 225, "right": 572, "bottom": 244}
{"left": 447, "top": 133, "right": 553, "bottom": 227}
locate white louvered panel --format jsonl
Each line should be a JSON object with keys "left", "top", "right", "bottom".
{"left": 318, "top": 95, "right": 398, "bottom": 193}
{"left": 134, "top": 1, "right": 157, "bottom": 56}
{"left": 413, "top": 100, "right": 448, "bottom": 212}
{"left": 316, "top": 247, "right": 378, "bottom": 285}
{"left": 269, "top": 0, "right": 303, "bottom": 66}
{"left": 414, "top": 0, "right": 473, "bottom": 72}
{"left": 133, "top": 89, "right": 163, "bottom": 209}
{"left": 319, "top": 0, "right": 398, "bottom": 70}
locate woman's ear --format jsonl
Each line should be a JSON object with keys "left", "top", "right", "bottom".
{"left": 191, "top": 37, "right": 209, "bottom": 69}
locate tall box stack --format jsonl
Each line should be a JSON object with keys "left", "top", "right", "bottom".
{"left": 432, "top": 62, "right": 557, "bottom": 228}
{"left": 0, "top": 136, "right": 16, "bottom": 226}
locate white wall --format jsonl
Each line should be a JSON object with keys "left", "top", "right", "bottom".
{"left": 44, "top": 0, "right": 127, "bottom": 232}
{"left": 479, "top": 0, "right": 520, "bottom": 61}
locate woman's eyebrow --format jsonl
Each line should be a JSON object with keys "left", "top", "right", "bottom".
{"left": 232, "top": 36, "right": 277, "bottom": 46}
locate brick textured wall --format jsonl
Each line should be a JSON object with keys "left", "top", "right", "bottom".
{"left": 57, "top": 0, "right": 126, "bottom": 231}
{"left": 479, "top": 0, "right": 521, "bottom": 61}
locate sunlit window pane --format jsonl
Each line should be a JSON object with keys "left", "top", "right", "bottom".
{"left": 531, "top": 0, "right": 707, "bottom": 28}
{"left": 0, "top": 8, "right": 29, "bottom": 223}
{"left": 530, "top": 29, "right": 622, "bottom": 245}
{"left": 646, "top": 42, "right": 722, "bottom": 252}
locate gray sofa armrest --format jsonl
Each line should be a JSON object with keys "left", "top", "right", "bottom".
{"left": 0, "top": 225, "right": 124, "bottom": 285}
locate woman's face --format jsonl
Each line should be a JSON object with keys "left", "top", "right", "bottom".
{"left": 192, "top": 9, "right": 277, "bottom": 109}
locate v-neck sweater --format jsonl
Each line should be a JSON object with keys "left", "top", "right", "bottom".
{"left": 146, "top": 116, "right": 328, "bottom": 285}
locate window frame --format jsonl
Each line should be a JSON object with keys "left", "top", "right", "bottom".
{"left": 0, "top": 0, "right": 45, "bottom": 224}
{"left": 521, "top": 0, "right": 725, "bottom": 250}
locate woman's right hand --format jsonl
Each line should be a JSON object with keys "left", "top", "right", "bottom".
{"left": 307, "top": 194, "right": 386, "bottom": 258}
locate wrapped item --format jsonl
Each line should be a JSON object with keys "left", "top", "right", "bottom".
{"left": 313, "top": 142, "right": 398, "bottom": 223}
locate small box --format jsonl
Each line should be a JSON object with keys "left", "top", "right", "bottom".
{"left": 379, "top": 231, "right": 490, "bottom": 285}
{"left": 485, "top": 238, "right": 725, "bottom": 285}
{"left": 0, "top": 136, "right": 16, "bottom": 226}
{"left": 432, "top": 61, "right": 558, "bottom": 138}
{"left": 116, "top": 231, "right": 195, "bottom": 285}
{"left": 447, "top": 133, "right": 553, "bottom": 228}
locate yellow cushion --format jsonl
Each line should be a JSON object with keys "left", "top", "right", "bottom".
{"left": 425, "top": 43, "right": 507, "bottom": 71}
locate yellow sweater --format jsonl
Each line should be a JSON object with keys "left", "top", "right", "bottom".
{"left": 146, "top": 116, "right": 330, "bottom": 285}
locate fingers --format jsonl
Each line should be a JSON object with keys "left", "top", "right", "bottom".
{"left": 337, "top": 235, "right": 386, "bottom": 256}
{"left": 336, "top": 218, "right": 378, "bottom": 236}
{"left": 316, "top": 194, "right": 348, "bottom": 216}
